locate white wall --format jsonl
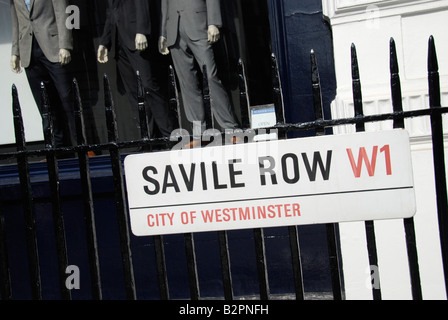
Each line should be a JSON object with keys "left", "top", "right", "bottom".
{"left": 323, "top": 0, "right": 448, "bottom": 299}
{"left": 0, "top": 43, "right": 43, "bottom": 144}
{"left": 0, "top": 0, "right": 43, "bottom": 146}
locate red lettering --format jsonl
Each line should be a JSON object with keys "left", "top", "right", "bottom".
{"left": 239, "top": 207, "right": 250, "bottom": 220}
{"left": 293, "top": 203, "right": 301, "bottom": 216}
{"left": 201, "top": 210, "right": 213, "bottom": 223}
{"left": 347, "top": 146, "right": 378, "bottom": 178}
{"left": 147, "top": 214, "right": 155, "bottom": 227}
{"left": 215, "top": 209, "right": 222, "bottom": 222}
{"left": 380, "top": 145, "right": 392, "bottom": 175}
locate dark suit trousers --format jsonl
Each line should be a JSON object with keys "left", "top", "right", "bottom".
{"left": 169, "top": 17, "right": 238, "bottom": 134}
{"left": 116, "top": 37, "right": 176, "bottom": 138}
{"left": 25, "top": 38, "right": 76, "bottom": 148}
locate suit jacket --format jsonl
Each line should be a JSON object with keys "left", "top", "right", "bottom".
{"left": 10, "top": 0, "right": 73, "bottom": 68}
{"left": 161, "top": 0, "right": 222, "bottom": 47}
{"left": 100, "top": 0, "right": 152, "bottom": 53}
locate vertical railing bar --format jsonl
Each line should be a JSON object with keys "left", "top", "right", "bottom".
{"left": 202, "top": 65, "right": 214, "bottom": 130}
{"left": 154, "top": 236, "right": 169, "bottom": 300}
{"left": 41, "top": 82, "right": 71, "bottom": 300}
{"left": 104, "top": 74, "right": 136, "bottom": 300}
{"left": 326, "top": 224, "right": 343, "bottom": 300}
{"left": 238, "top": 59, "right": 250, "bottom": 129}
{"left": 311, "top": 49, "right": 343, "bottom": 300}
{"left": 218, "top": 231, "right": 234, "bottom": 300}
{"left": 351, "top": 44, "right": 382, "bottom": 300}
{"left": 136, "top": 72, "right": 170, "bottom": 300}
{"left": 254, "top": 228, "right": 270, "bottom": 300}
{"left": 73, "top": 78, "right": 103, "bottom": 300}
{"left": 287, "top": 226, "right": 304, "bottom": 300}
{"left": 427, "top": 36, "right": 448, "bottom": 297}
{"left": 0, "top": 194, "right": 12, "bottom": 300}
{"left": 184, "top": 233, "right": 200, "bottom": 300}
{"left": 12, "top": 84, "right": 42, "bottom": 300}
{"left": 390, "top": 38, "right": 423, "bottom": 300}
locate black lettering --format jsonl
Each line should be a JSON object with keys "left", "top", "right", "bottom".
{"left": 162, "top": 165, "right": 180, "bottom": 194}
{"left": 200, "top": 162, "right": 207, "bottom": 190}
{"left": 179, "top": 163, "right": 196, "bottom": 191}
{"left": 142, "top": 166, "right": 160, "bottom": 195}
{"left": 302, "top": 151, "right": 332, "bottom": 181}
{"left": 212, "top": 161, "right": 227, "bottom": 189}
{"left": 228, "top": 159, "right": 245, "bottom": 188}
{"left": 259, "top": 156, "right": 277, "bottom": 186}
{"left": 281, "top": 153, "right": 300, "bottom": 184}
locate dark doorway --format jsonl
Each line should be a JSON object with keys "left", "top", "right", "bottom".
{"left": 219, "top": 0, "right": 274, "bottom": 109}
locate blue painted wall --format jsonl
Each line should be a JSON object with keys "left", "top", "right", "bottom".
{"left": 268, "top": 0, "right": 336, "bottom": 133}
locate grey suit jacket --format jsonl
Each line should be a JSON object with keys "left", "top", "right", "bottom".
{"left": 161, "top": 0, "right": 222, "bottom": 47}
{"left": 11, "top": 0, "right": 73, "bottom": 68}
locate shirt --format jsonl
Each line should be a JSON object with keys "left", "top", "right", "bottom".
{"left": 24, "top": 0, "right": 31, "bottom": 11}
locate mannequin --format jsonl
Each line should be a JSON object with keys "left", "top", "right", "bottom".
{"left": 159, "top": 0, "right": 239, "bottom": 146}
{"left": 98, "top": 0, "right": 176, "bottom": 139}
{"left": 10, "top": 0, "right": 76, "bottom": 150}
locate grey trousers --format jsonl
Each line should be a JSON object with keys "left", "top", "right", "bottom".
{"left": 169, "top": 18, "right": 238, "bottom": 134}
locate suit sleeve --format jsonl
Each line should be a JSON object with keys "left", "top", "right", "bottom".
{"left": 10, "top": 0, "right": 20, "bottom": 57}
{"left": 160, "top": 0, "right": 167, "bottom": 38}
{"left": 136, "top": 0, "right": 152, "bottom": 36}
{"left": 52, "top": 0, "right": 73, "bottom": 50}
{"left": 100, "top": 2, "right": 113, "bottom": 49}
{"left": 206, "top": 0, "right": 223, "bottom": 27}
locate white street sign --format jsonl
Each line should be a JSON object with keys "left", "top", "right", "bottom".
{"left": 124, "top": 129, "right": 416, "bottom": 236}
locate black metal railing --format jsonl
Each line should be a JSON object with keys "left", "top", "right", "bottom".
{"left": 0, "top": 35, "right": 447, "bottom": 300}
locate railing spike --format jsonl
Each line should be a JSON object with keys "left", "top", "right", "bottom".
{"left": 428, "top": 35, "right": 439, "bottom": 73}
{"left": 428, "top": 35, "right": 441, "bottom": 109}
{"left": 12, "top": 84, "right": 26, "bottom": 151}
{"left": 389, "top": 37, "right": 404, "bottom": 124}
{"left": 136, "top": 70, "right": 150, "bottom": 141}
{"left": 103, "top": 73, "right": 119, "bottom": 142}
{"left": 351, "top": 43, "right": 360, "bottom": 80}
{"left": 389, "top": 38, "right": 399, "bottom": 75}
{"left": 350, "top": 43, "right": 364, "bottom": 131}
{"left": 310, "top": 49, "right": 324, "bottom": 131}
{"left": 271, "top": 53, "right": 285, "bottom": 125}
{"left": 73, "top": 77, "right": 88, "bottom": 146}
{"left": 238, "top": 58, "right": 250, "bottom": 128}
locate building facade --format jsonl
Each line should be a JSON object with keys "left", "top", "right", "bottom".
{"left": 322, "top": 0, "right": 448, "bottom": 299}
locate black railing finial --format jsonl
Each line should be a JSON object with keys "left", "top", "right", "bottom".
{"left": 238, "top": 58, "right": 250, "bottom": 128}
{"left": 428, "top": 35, "right": 441, "bottom": 109}
{"left": 310, "top": 49, "right": 324, "bottom": 134}
{"left": 40, "top": 82, "right": 55, "bottom": 149}
{"left": 73, "top": 77, "right": 88, "bottom": 146}
{"left": 136, "top": 70, "right": 150, "bottom": 141}
{"left": 202, "top": 64, "right": 214, "bottom": 129}
{"left": 271, "top": 53, "right": 285, "bottom": 125}
{"left": 428, "top": 35, "right": 439, "bottom": 74}
{"left": 350, "top": 43, "right": 365, "bottom": 131}
{"left": 12, "top": 84, "right": 26, "bottom": 152}
{"left": 103, "top": 73, "right": 119, "bottom": 143}
{"left": 389, "top": 37, "right": 405, "bottom": 128}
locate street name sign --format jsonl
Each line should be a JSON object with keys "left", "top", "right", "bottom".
{"left": 124, "top": 129, "right": 416, "bottom": 236}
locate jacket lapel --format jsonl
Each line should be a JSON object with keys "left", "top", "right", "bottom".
{"left": 29, "top": 0, "right": 35, "bottom": 13}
